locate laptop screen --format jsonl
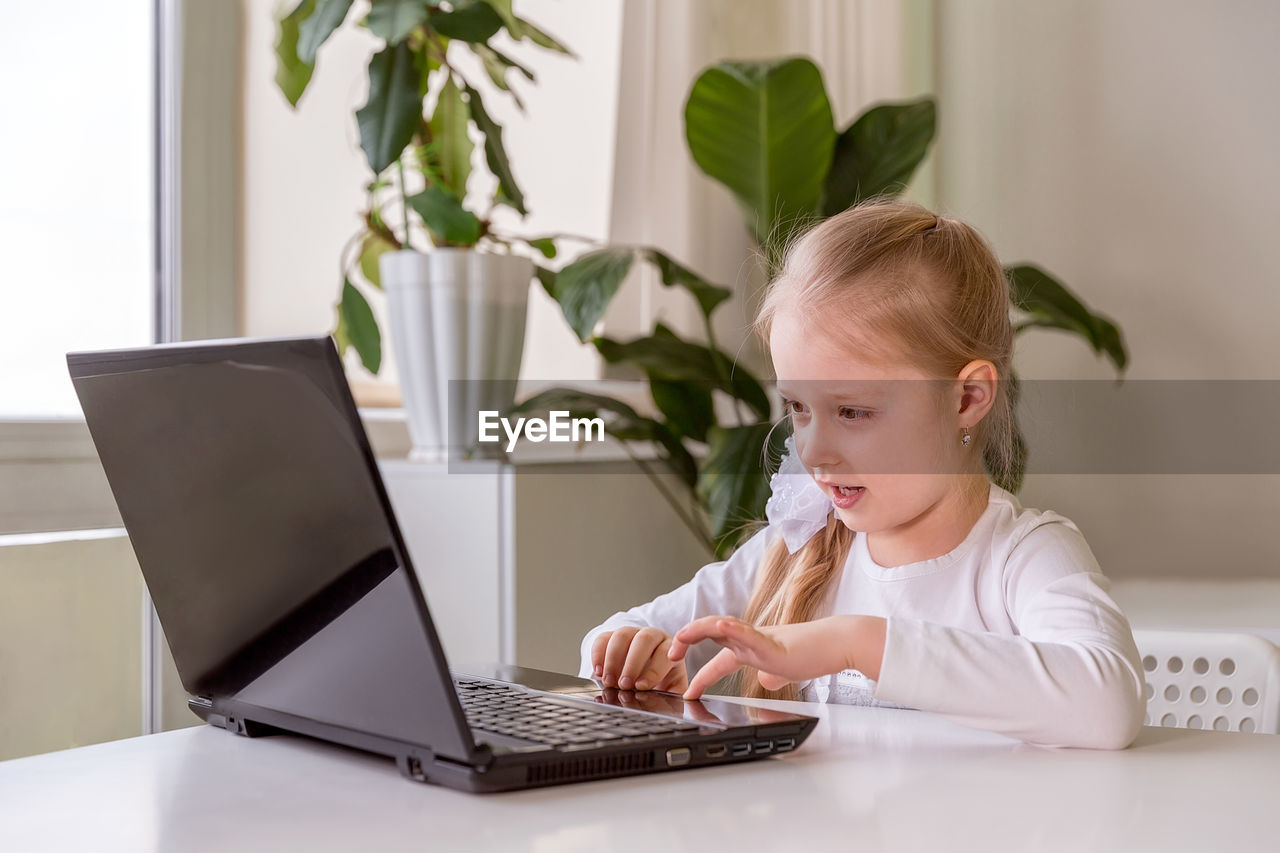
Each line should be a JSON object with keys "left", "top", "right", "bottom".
{"left": 68, "top": 337, "right": 474, "bottom": 760}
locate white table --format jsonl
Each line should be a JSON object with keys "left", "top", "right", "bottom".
{"left": 2, "top": 698, "right": 1277, "bottom": 852}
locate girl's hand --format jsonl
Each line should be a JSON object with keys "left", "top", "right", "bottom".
{"left": 590, "top": 626, "right": 689, "bottom": 693}
{"left": 667, "top": 614, "right": 887, "bottom": 700}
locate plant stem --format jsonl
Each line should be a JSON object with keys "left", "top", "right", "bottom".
{"left": 620, "top": 442, "right": 715, "bottom": 555}
{"left": 700, "top": 312, "right": 748, "bottom": 426}
{"left": 397, "top": 157, "right": 411, "bottom": 250}
{"left": 364, "top": 210, "right": 402, "bottom": 250}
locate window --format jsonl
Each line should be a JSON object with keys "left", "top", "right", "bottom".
{"left": 0, "top": 1, "right": 155, "bottom": 419}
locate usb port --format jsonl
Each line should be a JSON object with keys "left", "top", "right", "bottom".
{"left": 731, "top": 742, "right": 752, "bottom": 757}
{"left": 774, "top": 737, "right": 796, "bottom": 752}
{"left": 753, "top": 740, "right": 773, "bottom": 754}
{"left": 705, "top": 743, "right": 727, "bottom": 758}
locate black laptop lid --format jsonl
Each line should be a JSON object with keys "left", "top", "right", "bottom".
{"left": 67, "top": 336, "right": 476, "bottom": 761}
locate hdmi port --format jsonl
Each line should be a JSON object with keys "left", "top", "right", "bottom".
{"left": 705, "top": 743, "right": 727, "bottom": 758}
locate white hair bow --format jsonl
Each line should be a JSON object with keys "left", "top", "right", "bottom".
{"left": 764, "top": 435, "right": 833, "bottom": 554}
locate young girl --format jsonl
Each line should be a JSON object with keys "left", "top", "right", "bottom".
{"left": 578, "top": 199, "right": 1146, "bottom": 750}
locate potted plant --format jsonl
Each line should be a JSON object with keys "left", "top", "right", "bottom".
{"left": 273, "top": 0, "right": 569, "bottom": 460}
{"left": 518, "top": 57, "right": 1128, "bottom": 558}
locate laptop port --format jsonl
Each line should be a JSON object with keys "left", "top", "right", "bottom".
{"left": 775, "top": 737, "right": 796, "bottom": 752}
{"left": 731, "top": 742, "right": 752, "bottom": 757}
{"left": 705, "top": 743, "right": 727, "bottom": 758}
{"left": 665, "top": 747, "right": 691, "bottom": 767}
{"left": 753, "top": 740, "right": 773, "bottom": 754}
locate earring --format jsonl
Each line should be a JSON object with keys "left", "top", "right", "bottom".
{"left": 960, "top": 427, "right": 972, "bottom": 447}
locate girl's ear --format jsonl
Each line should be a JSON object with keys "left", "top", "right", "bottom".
{"left": 955, "top": 359, "right": 998, "bottom": 425}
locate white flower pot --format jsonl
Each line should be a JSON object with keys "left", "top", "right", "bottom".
{"left": 379, "top": 248, "right": 532, "bottom": 462}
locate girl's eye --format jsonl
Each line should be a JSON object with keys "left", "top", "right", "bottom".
{"left": 781, "top": 398, "right": 807, "bottom": 416}
{"left": 839, "top": 407, "right": 871, "bottom": 421}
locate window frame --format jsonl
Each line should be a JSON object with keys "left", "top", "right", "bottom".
{"left": 0, "top": 0, "right": 239, "bottom": 537}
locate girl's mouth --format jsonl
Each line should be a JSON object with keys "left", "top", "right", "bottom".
{"left": 830, "top": 485, "right": 865, "bottom": 509}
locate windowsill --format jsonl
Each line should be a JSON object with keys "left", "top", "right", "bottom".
{"left": 0, "top": 398, "right": 678, "bottom": 535}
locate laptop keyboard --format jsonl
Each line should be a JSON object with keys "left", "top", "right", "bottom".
{"left": 454, "top": 678, "right": 701, "bottom": 749}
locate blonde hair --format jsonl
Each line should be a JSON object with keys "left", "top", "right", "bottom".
{"left": 733, "top": 198, "right": 1020, "bottom": 700}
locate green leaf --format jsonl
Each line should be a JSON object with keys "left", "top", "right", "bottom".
{"left": 366, "top": 0, "right": 431, "bottom": 43}
{"left": 592, "top": 331, "right": 772, "bottom": 421}
{"left": 478, "top": 1, "right": 575, "bottom": 56}
{"left": 547, "top": 246, "right": 731, "bottom": 342}
{"left": 358, "top": 231, "right": 396, "bottom": 288}
{"left": 639, "top": 247, "right": 732, "bottom": 320}
{"left": 463, "top": 83, "right": 527, "bottom": 214}
{"left": 524, "top": 237, "right": 557, "bottom": 259}
{"left": 551, "top": 248, "right": 634, "bottom": 340}
{"left": 479, "top": 0, "right": 521, "bottom": 37}
{"left": 513, "top": 15, "right": 574, "bottom": 55}
{"left": 274, "top": 0, "right": 316, "bottom": 107}
{"left": 1089, "top": 314, "right": 1128, "bottom": 373}
{"left": 509, "top": 387, "right": 697, "bottom": 486}
{"left": 297, "top": 0, "right": 352, "bottom": 64}
{"left": 427, "top": 77, "right": 473, "bottom": 194}
{"left": 356, "top": 42, "right": 422, "bottom": 174}
{"left": 649, "top": 376, "right": 714, "bottom": 443}
{"left": 1006, "top": 264, "right": 1128, "bottom": 373}
{"left": 430, "top": 0, "right": 503, "bottom": 42}
{"left": 472, "top": 44, "right": 531, "bottom": 111}
{"left": 534, "top": 264, "right": 557, "bottom": 297}
{"left": 479, "top": 43, "right": 535, "bottom": 83}
{"left": 698, "top": 423, "right": 790, "bottom": 558}
{"left": 335, "top": 279, "right": 382, "bottom": 374}
{"left": 684, "top": 58, "right": 835, "bottom": 263}
{"left": 406, "top": 185, "right": 482, "bottom": 245}
{"left": 822, "top": 98, "right": 936, "bottom": 215}
{"left": 414, "top": 41, "right": 440, "bottom": 98}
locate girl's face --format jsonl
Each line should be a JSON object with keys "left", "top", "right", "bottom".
{"left": 769, "top": 309, "right": 975, "bottom": 535}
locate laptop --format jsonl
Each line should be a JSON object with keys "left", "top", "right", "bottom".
{"left": 66, "top": 335, "right": 817, "bottom": 793}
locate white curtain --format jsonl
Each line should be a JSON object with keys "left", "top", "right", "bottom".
{"left": 602, "top": 0, "right": 928, "bottom": 378}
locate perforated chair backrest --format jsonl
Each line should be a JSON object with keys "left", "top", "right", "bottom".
{"left": 1134, "top": 629, "right": 1280, "bottom": 734}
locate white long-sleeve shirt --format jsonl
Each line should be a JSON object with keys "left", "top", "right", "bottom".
{"left": 578, "top": 482, "right": 1147, "bottom": 749}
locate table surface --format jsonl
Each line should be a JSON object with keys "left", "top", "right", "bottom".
{"left": 2, "top": 696, "right": 1277, "bottom": 853}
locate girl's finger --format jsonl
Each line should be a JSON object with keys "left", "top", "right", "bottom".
{"left": 670, "top": 615, "right": 736, "bottom": 661}
{"left": 700, "top": 620, "right": 772, "bottom": 663}
{"left": 589, "top": 631, "right": 612, "bottom": 676}
{"left": 635, "top": 639, "right": 675, "bottom": 690}
{"left": 601, "top": 628, "right": 639, "bottom": 686}
{"left": 619, "top": 629, "right": 665, "bottom": 689}
{"left": 674, "top": 614, "right": 733, "bottom": 644}
{"left": 669, "top": 617, "right": 712, "bottom": 660}
{"left": 757, "top": 670, "right": 792, "bottom": 691}
{"left": 683, "top": 647, "right": 741, "bottom": 700}
{"left": 656, "top": 663, "right": 688, "bottom": 693}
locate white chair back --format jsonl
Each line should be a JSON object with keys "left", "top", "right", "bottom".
{"left": 1134, "top": 629, "right": 1280, "bottom": 734}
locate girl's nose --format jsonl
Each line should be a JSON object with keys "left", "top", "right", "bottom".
{"left": 796, "top": 423, "right": 842, "bottom": 470}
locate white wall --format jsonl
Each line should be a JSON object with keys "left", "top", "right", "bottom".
{"left": 0, "top": 534, "right": 143, "bottom": 760}
{"left": 934, "top": 1, "right": 1280, "bottom": 578}
{"left": 239, "top": 0, "right": 624, "bottom": 391}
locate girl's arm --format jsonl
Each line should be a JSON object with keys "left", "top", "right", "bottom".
{"left": 575, "top": 524, "right": 773, "bottom": 682}
{"left": 869, "top": 523, "right": 1146, "bottom": 749}
{"left": 672, "top": 521, "right": 1146, "bottom": 749}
